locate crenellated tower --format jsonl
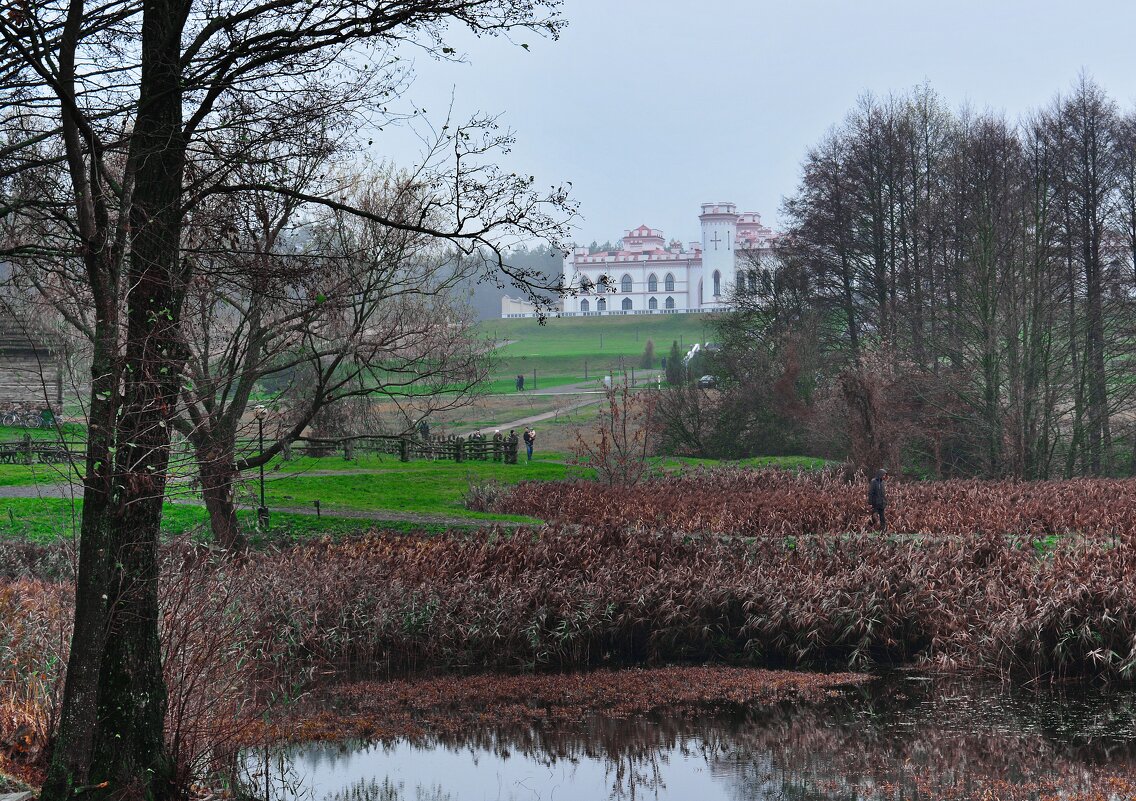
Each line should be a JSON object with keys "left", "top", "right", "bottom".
{"left": 698, "top": 202, "right": 738, "bottom": 306}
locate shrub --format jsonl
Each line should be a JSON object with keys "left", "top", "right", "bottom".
{"left": 463, "top": 474, "right": 506, "bottom": 512}
{"left": 639, "top": 339, "right": 655, "bottom": 369}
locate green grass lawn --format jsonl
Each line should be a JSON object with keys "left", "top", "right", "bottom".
{"left": 0, "top": 496, "right": 469, "bottom": 544}
{"left": 0, "top": 422, "right": 87, "bottom": 443}
{"left": 481, "top": 314, "right": 718, "bottom": 381}
{"left": 0, "top": 457, "right": 575, "bottom": 542}
{"left": 262, "top": 457, "right": 573, "bottom": 522}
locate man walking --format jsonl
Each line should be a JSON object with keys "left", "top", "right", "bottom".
{"left": 523, "top": 427, "right": 536, "bottom": 462}
{"left": 868, "top": 468, "right": 889, "bottom": 531}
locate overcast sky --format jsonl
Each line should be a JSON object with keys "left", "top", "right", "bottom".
{"left": 381, "top": 0, "right": 1136, "bottom": 247}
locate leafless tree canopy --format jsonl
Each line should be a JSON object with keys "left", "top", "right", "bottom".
{"left": 687, "top": 79, "right": 1136, "bottom": 479}
{"left": 0, "top": 0, "right": 573, "bottom": 795}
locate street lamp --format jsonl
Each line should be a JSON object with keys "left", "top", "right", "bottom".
{"left": 255, "top": 405, "right": 269, "bottom": 529}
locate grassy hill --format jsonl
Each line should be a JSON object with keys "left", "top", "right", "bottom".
{"left": 479, "top": 313, "right": 721, "bottom": 385}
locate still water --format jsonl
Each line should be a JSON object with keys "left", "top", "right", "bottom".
{"left": 247, "top": 673, "right": 1136, "bottom": 801}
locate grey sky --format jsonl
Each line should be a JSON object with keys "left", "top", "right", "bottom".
{"left": 384, "top": 0, "right": 1136, "bottom": 247}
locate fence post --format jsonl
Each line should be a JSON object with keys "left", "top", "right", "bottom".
{"left": 455, "top": 437, "right": 464, "bottom": 463}
{"left": 400, "top": 437, "right": 410, "bottom": 462}
{"left": 21, "top": 433, "right": 31, "bottom": 465}
{"left": 344, "top": 439, "right": 354, "bottom": 461}
{"left": 282, "top": 441, "right": 292, "bottom": 461}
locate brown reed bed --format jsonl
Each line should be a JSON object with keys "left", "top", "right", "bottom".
{"left": 7, "top": 467, "right": 1136, "bottom": 787}
{"left": 263, "top": 666, "right": 869, "bottom": 745}
{"left": 493, "top": 465, "right": 1136, "bottom": 541}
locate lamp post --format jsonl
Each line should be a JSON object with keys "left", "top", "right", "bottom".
{"left": 255, "top": 405, "right": 269, "bottom": 529}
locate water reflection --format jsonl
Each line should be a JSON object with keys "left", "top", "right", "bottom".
{"left": 248, "top": 674, "right": 1136, "bottom": 801}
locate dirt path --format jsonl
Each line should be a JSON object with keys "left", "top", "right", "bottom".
{"left": 455, "top": 370, "right": 664, "bottom": 436}
{"left": 455, "top": 395, "right": 603, "bottom": 436}
{"left": 0, "top": 481, "right": 524, "bottom": 528}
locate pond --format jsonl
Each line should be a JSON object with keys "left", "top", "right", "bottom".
{"left": 246, "top": 672, "right": 1136, "bottom": 801}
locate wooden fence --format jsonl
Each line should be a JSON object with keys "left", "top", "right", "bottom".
{"left": 275, "top": 433, "right": 521, "bottom": 464}
{"left": 0, "top": 432, "right": 521, "bottom": 466}
{"left": 0, "top": 434, "right": 81, "bottom": 465}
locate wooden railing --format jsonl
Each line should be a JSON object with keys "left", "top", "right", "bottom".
{"left": 0, "top": 432, "right": 522, "bottom": 467}
{"left": 278, "top": 433, "right": 521, "bottom": 464}
{"left": 0, "top": 435, "right": 82, "bottom": 465}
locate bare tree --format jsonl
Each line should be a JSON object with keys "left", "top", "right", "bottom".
{"left": 180, "top": 171, "right": 491, "bottom": 547}
{"left": 763, "top": 78, "right": 1136, "bottom": 479}
{"left": 0, "top": 0, "right": 571, "bottom": 794}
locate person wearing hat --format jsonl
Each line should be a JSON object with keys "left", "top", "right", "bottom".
{"left": 868, "top": 468, "right": 889, "bottom": 531}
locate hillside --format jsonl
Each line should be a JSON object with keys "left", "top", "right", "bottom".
{"left": 479, "top": 313, "right": 721, "bottom": 383}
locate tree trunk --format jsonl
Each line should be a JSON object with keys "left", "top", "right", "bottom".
{"left": 44, "top": 0, "right": 188, "bottom": 794}
{"left": 41, "top": 258, "right": 118, "bottom": 798}
{"left": 196, "top": 439, "right": 245, "bottom": 550}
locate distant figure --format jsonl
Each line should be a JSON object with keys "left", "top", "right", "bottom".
{"left": 523, "top": 427, "right": 535, "bottom": 462}
{"left": 507, "top": 429, "right": 519, "bottom": 464}
{"left": 868, "top": 468, "right": 889, "bottom": 531}
{"left": 516, "top": 374, "right": 525, "bottom": 391}
{"left": 418, "top": 419, "right": 430, "bottom": 440}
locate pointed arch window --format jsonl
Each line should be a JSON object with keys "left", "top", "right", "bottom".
{"left": 648, "top": 296, "right": 658, "bottom": 310}
{"left": 621, "top": 274, "right": 633, "bottom": 294}
{"left": 580, "top": 299, "right": 590, "bottom": 312}
{"left": 622, "top": 297, "right": 632, "bottom": 311}
{"left": 664, "top": 273, "right": 675, "bottom": 292}
{"left": 647, "top": 273, "right": 658, "bottom": 292}
{"left": 713, "top": 270, "right": 721, "bottom": 296}
{"left": 597, "top": 298, "right": 607, "bottom": 312}
{"left": 665, "top": 296, "right": 675, "bottom": 310}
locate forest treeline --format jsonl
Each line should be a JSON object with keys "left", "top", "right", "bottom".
{"left": 676, "top": 77, "right": 1136, "bottom": 479}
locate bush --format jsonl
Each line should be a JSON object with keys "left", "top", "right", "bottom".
{"left": 463, "top": 474, "right": 506, "bottom": 512}
{"left": 639, "top": 339, "right": 655, "bottom": 369}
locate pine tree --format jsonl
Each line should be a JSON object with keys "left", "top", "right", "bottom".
{"left": 666, "top": 340, "right": 683, "bottom": 385}
{"left": 640, "top": 339, "right": 656, "bottom": 368}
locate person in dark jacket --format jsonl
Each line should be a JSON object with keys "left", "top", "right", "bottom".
{"left": 522, "top": 427, "right": 535, "bottom": 462}
{"left": 868, "top": 468, "right": 888, "bottom": 531}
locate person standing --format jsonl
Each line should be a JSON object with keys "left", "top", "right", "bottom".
{"left": 868, "top": 468, "right": 889, "bottom": 531}
{"left": 523, "top": 427, "right": 535, "bottom": 462}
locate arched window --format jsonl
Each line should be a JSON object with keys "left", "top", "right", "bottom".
{"left": 622, "top": 297, "right": 632, "bottom": 311}
{"left": 664, "top": 273, "right": 675, "bottom": 292}
{"left": 665, "top": 296, "right": 675, "bottom": 310}
{"left": 713, "top": 270, "right": 721, "bottom": 296}
{"left": 596, "top": 274, "right": 607, "bottom": 293}
{"left": 597, "top": 297, "right": 607, "bottom": 312}
{"left": 621, "top": 274, "right": 633, "bottom": 294}
{"left": 580, "top": 299, "right": 590, "bottom": 312}
{"left": 648, "top": 296, "right": 658, "bottom": 310}
{"left": 647, "top": 273, "right": 658, "bottom": 292}
{"left": 748, "top": 272, "right": 757, "bottom": 293}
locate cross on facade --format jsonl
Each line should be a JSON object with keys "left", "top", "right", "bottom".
{"left": 710, "top": 231, "right": 722, "bottom": 250}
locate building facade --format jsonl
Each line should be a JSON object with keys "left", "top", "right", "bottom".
{"left": 0, "top": 313, "right": 62, "bottom": 411}
{"left": 554, "top": 202, "right": 777, "bottom": 317}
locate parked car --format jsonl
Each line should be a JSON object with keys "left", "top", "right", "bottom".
{"left": 697, "top": 374, "right": 718, "bottom": 388}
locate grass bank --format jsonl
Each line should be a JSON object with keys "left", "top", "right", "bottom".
{"left": 482, "top": 313, "right": 717, "bottom": 381}
{"left": 0, "top": 457, "right": 573, "bottom": 540}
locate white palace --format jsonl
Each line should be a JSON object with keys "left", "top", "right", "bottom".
{"left": 500, "top": 202, "right": 778, "bottom": 318}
